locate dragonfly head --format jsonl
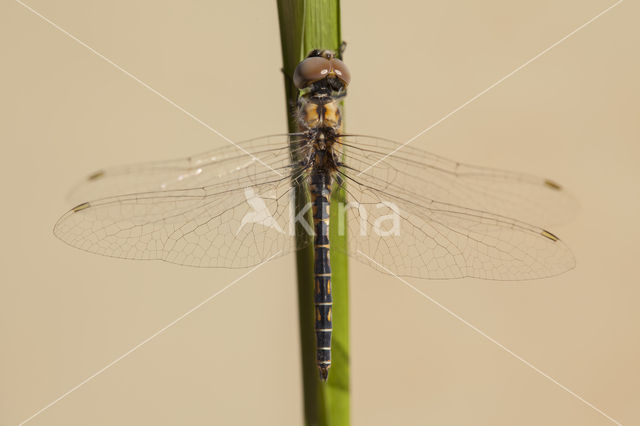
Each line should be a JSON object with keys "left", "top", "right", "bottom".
{"left": 293, "top": 49, "right": 351, "bottom": 91}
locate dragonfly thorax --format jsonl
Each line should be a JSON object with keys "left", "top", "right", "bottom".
{"left": 295, "top": 48, "right": 348, "bottom": 134}
{"left": 298, "top": 98, "right": 342, "bottom": 131}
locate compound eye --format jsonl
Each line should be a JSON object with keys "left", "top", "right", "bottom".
{"left": 330, "top": 58, "right": 351, "bottom": 86}
{"left": 293, "top": 57, "right": 331, "bottom": 89}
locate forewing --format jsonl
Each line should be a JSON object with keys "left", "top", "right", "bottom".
{"left": 67, "top": 134, "right": 305, "bottom": 204}
{"left": 340, "top": 135, "right": 577, "bottom": 227}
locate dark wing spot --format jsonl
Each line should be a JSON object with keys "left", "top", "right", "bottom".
{"left": 544, "top": 179, "right": 562, "bottom": 190}
{"left": 87, "top": 170, "right": 106, "bottom": 181}
{"left": 72, "top": 202, "right": 91, "bottom": 213}
{"left": 541, "top": 230, "right": 560, "bottom": 242}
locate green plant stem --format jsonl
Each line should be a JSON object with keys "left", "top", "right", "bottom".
{"left": 276, "top": 1, "right": 349, "bottom": 425}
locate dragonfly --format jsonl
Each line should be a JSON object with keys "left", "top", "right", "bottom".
{"left": 54, "top": 48, "right": 576, "bottom": 381}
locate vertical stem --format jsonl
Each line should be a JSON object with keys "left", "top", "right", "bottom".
{"left": 276, "top": 1, "right": 349, "bottom": 425}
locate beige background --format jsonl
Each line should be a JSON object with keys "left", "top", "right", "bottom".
{"left": 1, "top": 0, "right": 638, "bottom": 425}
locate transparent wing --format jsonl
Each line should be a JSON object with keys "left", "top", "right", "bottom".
{"left": 67, "top": 134, "right": 304, "bottom": 204}
{"left": 339, "top": 135, "right": 578, "bottom": 227}
{"left": 334, "top": 135, "right": 575, "bottom": 280}
{"left": 55, "top": 132, "right": 575, "bottom": 278}
{"left": 55, "top": 135, "right": 310, "bottom": 268}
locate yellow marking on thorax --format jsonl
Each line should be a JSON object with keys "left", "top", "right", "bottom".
{"left": 303, "top": 103, "right": 321, "bottom": 128}
{"left": 301, "top": 100, "right": 342, "bottom": 130}
{"left": 323, "top": 101, "right": 341, "bottom": 128}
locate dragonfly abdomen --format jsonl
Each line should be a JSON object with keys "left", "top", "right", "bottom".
{"left": 310, "top": 172, "right": 333, "bottom": 381}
